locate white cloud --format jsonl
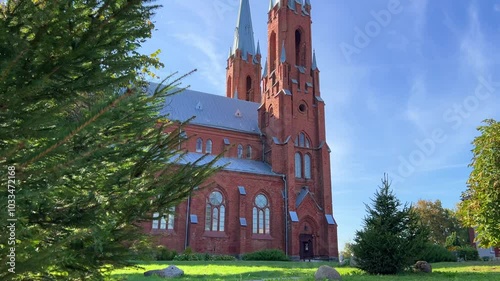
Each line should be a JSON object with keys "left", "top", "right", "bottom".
{"left": 173, "top": 33, "right": 226, "bottom": 93}
{"left": 410, "top": 0, "right": 429, "bottom": 39}
{"left": 405, "top": 75, "right": 429, "bottom": 133}
{"left": 460, "top": 4, "right": 488, "bottom": 75}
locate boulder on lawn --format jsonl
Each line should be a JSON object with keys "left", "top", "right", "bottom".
{"left": 414, "top": 261, "right": 432, "bottom": 273}
{"left": 144, "top": 265, "right": 184, "bottom": 278}
{"left": 314, "top": 265, "right": 342, "bottom": 280}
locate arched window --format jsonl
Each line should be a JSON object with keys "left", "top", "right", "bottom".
{"left": 253, "top": 194, "right": 270, "bottom": 234}
{"left": 295, "top": 132, "right": 311, "bottom": 148}
{"left": 295, "top": 153, "right": 302, "bottom": 178}
{"left": 246, "top": 76, "right": 252, "bottom": 101}
{"left": 206, "top": 139, "right": 213, "bottom": 154}
{"left": 237, "top": 144, "right": 243, "bottom": 159}
{"left": 295, "top": 29, "right": 301, "bottom": 65}
{"left": 304, "top": 154, "right": 311, "bottom": 179}
{"left": 246, "top": 145, "right": 252, "bottom": 159}
{"left": 299, "top": 133, "right": 305, "bottom": 147}
{"left": 270, "top": 32, "right": 276, "bottom": 70}
{"left": 205, "top": 191, "right": 225, "bottom": 232}
{"left": 196, "top": 138, "right": 203, "bottom": 153}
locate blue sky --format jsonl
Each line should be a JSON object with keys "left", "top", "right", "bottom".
{"left": 140, "top": 0, "right": 500, "bottom": 251}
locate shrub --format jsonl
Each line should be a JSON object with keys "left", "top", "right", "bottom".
{"left": 242, "top": 249, "right": 290, "bottom": 261}
{"left": 456, "top": 246, "right": 479, "bottom": 261}
{"left": 172, "top": 252, "right": 236, "bottom": 261}
{"left": 210, "top": 254, "right": 236, "bottom": 261}
{"left": 155, "top": 246, "right": 177, "bottom": 261}
{"left": 417, "top": 244, "right": 456, "bottom": 263}
{"left": 173, "top": 253, "right": 202, "bottom": 261}
{"left": 128, "top": 240, "right": 156, "bottom": 261}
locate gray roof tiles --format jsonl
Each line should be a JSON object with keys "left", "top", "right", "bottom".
{"left": 158, "top": 86, "right": 261, "bottom": 135}
{"left": 176, "top": 152, "right": 278, "bottom": 177}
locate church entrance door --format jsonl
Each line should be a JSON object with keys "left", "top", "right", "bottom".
{"left": 299, "top": 234, "right": 314, "bottom": 261}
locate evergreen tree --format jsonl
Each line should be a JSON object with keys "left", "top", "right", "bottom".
{"left": 0, "top": 1, "right": 219, "bottom": 280}
{"left": 352, "top": 175, "right": 429, "bottom": 275}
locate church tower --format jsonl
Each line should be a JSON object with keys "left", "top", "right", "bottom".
{"left": 259, "top": 0, "right": 338, "bottom": 260}
{"left": 226, "top": 0, "right": 262, "bottom": 103}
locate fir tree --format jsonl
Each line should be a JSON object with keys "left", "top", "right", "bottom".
{"left": 352, "top": 175, "right": 429, "bottom": 274}
{"left": 0, "top": 1, "right": 219, "bottom": 280}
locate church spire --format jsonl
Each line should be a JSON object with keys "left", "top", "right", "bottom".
{"left": 280, "top": 41, "right": 287, "bottom": 63}
{"left": 253, "top": 41, "right": 261, "bottom": 64}
{"left": 312, "top": 50, "right": 318, "bottom": 70}
{"left": 232, "top": 0, "right": 256, "bottom": 61}
{"left": 262, "top": 58, "right": 268, "bottom": 78}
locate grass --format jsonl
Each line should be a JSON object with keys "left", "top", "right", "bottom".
{"left": 111, "top": 260, "right": 500, "bottom": 281}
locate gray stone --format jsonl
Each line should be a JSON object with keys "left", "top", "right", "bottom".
{"left": 314, "top": 265, "right": 341, "bottom": 280}
{"left": 144, "top": 265, "right": 184, "bottom": 278}
{"left": 414, "top": 261, "right": 432, "bottom": 273}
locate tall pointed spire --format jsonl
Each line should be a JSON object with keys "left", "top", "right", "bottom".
{"left": 312, "top": 50, "right": 318, "bottom": 70}
{"left": 280, "top": 41, "right": 287, "bottom": 63}
{"left": 232, "top": 0, "right": 256, "bottom": 61}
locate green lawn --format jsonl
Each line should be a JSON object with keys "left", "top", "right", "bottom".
{"left": 111, "top": 260, "right": 500, "bottom": 281}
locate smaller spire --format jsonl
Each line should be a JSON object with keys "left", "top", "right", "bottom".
{"left": 301, "top": 2, "right": 309, "bottom": 15}
{"left": 312, "top": 50, "right": 318, "bottom": 70}
{"left": 234, "top": 90, "right": 239, "bottom": 99}
{"left": 228, "top": 47, "right": 232, "bottom": 58}
{"left": 262, "top": 58, "right": 268, "bottom": 78}
{"left": 280, "top": 41, "right": 287, "bottom": 63}
{"left": 253, "top": 41, "right": 261, "bottom": 64}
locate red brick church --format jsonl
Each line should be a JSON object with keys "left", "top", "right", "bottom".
{"left": 144, "top": 0, "right": 339, "bottom": 260}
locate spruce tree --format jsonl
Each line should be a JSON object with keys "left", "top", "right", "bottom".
{"left": 0, "top": 1, "right": 219, "bottom": 280}
{"left": 352, "top": 175, "right": 428, "bottom": 274}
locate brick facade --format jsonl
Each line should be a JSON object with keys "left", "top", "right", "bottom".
{"left": 141, "top": 0, "right": 339, "bottom": 260}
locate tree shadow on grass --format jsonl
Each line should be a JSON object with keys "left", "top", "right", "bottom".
{"left": 114, "top": 270, "right": 313, "bottom": 281}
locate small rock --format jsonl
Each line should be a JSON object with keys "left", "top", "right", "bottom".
{"left": 144, "top": 265, "right": 184, "bottom": 278}
{"left": 414, "top": 261, "right": 432, "bottom": 273}
{"left": 314, "top": 265, "right": 342, "bottom": 280}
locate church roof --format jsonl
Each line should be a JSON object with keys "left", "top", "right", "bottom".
{"left": 156, "top": 84, "right": 261, "bottom": 135}
{"left": 175, "top": 152, "right": 279, "bottom": 176}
